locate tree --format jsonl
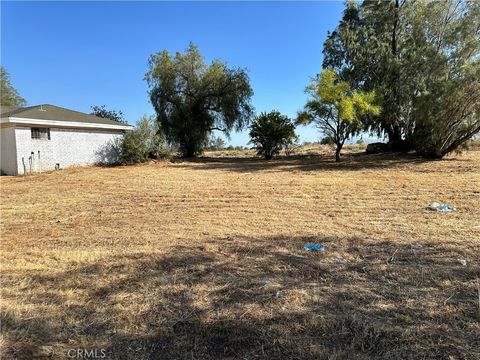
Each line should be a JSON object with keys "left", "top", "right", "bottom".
{"left": 91, "top": 105, "right": 126, "bottom": 124}
{"left": 249, "top": 111, "right": 297, "bottom": 160}
{"left": 1, "top": 66, "right": 26, "bottom": 107}
{"left": 413, "top": 62, "right": 480, "bottom": 158}
{"left": 410, "top": 0, "right": 480, "bottom": 158}
{"left": 299, "top": 69, "right": 380, "bottom": 162}
{"left": 323, "top": 0, "right": 480, "bottom": 157}
{"left": 145, "top": 43, "right": 254, "bottom": 157}
{"left": 323, "top": 0, "right": 416, "bottom": 148}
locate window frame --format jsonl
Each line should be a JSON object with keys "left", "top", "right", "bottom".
{"left": 31, "top": 127, "right": 51, "bottom": 140}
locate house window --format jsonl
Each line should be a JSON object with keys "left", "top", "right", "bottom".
{"left": 31, "top": 128, "right": 50, "bottom": 140}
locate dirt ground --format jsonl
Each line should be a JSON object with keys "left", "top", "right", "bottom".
{"left": 1, "top": 145, "right": 479, "bottom": 359}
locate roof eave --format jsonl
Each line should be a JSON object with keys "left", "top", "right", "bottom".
{"left": 4, "top": 117, "right": 134, "bottom": 131}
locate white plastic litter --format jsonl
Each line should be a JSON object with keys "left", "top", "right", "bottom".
{"left": 427, "top": 202, "right": 455, "bottom": 212}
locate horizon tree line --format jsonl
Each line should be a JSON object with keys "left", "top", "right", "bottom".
{"left": 2, "top": 0, "right": 479, "bottom": 161}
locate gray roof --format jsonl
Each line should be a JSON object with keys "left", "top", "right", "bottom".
{"left": 1, "top": 104, "right": 128, "bottom": 127}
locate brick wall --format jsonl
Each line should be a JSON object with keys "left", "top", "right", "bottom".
{"left": 15, "top": 126, "right": 124, "bottom": 175}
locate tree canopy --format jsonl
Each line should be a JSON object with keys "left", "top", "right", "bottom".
{"left": 1, "top": 66, "right": 26, "bottom": 108}
{"left": 145, "top": 43, "right": 254, "bottom": 157}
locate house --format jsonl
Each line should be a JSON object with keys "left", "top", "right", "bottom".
{"left": 0, "top": 104, "right": 133, "bottom": 175}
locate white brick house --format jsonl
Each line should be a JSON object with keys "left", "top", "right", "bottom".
{"left": 0, "top": 104, "right": 133, "bottom": 175}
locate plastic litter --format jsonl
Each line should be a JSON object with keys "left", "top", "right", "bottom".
{"left": 304, "top": 243, "right": 325, "bottom": 252}
{"left": 334, "top": 258, "right": 346, "bottom": 264}
{"left": 457, "top": 258, "right": 467, "bottom": 266}
{"left": 427, "top": 202, "right": 455, "bottom": 212}
{"left": 411, "top": 244, "right": 423, "bottom": 250}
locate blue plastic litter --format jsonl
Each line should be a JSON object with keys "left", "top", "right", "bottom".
{"left": 427, "top": 202, "right": 455, "bottom": 212}
{"left": 437, "top": 204, "right": 455, "bottom": 212}
{"left": 304, "top": 243, "right": 325, "bottom": 251}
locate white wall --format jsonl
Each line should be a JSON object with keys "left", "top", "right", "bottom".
{"left": 15, "top": 126, "right": 124, "bottom": 175}
{"left": 0, "top": 126, "right": 18, "bottom": 175}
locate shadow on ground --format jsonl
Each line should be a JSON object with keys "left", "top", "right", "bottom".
{"left": 172, "top": 152, "right": 452, "bottom": 173}
{"left": 2, "top": 235, "right": 479, "bottom": 359}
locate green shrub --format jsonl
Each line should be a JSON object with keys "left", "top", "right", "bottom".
{"left": 320, "top": 136, "right": 335, "bottom": 145}
{"left": 119, "top": 116, "right": 171, "bottom": 164}
{"left": 249, "top": 111, "right": 297, "bottom": 160}
{"left": 206, "top": 136, "right": 226, "bottom": 151}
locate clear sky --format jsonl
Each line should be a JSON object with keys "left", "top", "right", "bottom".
{"left": 1, "top": 1, "right": 346, "bottom": 146}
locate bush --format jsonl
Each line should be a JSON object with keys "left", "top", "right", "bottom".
{"left": 249, "top": 111, "right": 297, "bottom": 160}
{"left": 320, "top": 136, "right": 335, "bottom": 145}
{"left": 118, "top": 116, "right": 171, "bottom": 164}
{"left": 206, "top": 136, "right": 226, "bottom": 151}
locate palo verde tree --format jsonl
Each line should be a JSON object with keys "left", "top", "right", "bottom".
{"left": 249, "top": 111, "right": 297, "bottom": 160}
{"left": 145, "top": 43, "right": 254, "bottom": 157}
{"left": 299, "top": 69, "right": 381, "bottom": 162}
{"left": 1, "top": 66, "right": 26, "bottom": 107}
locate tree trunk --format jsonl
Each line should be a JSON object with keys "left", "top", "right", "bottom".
{"left": 265, "top": 148, "right": 273, "bottom": 160}
{"left": 335, "top": 143, "right": 343, "bottom": 162}
{"left": 386, "top": 125, "right": 414, "bottom": 152}
{"left": 184, "top": 147, "right": 195, "bottom": 158}
{"left": 388, "top": 126, "right": 402, "bottom": 144}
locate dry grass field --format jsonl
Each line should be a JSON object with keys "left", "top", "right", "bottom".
{"left": 1, "top": 145, "right": 479, "bottom": 360}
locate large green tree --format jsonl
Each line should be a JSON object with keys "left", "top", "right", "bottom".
{"left": 145, "top": 43, "right": 254, "bottom": 157}
{"left": 1, "top": 66, "right": 26, "bottom": 108}
{"left": 323, "top": 0, "right": 480, "bottom": 157}
{"left": 410, "top": 1, "right": 480, "bottom": 158}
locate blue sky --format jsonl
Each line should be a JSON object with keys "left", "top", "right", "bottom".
{"left": 1, "top": 1, "right": 346, "bottom": 146}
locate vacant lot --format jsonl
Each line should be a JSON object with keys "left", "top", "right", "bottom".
{"left": 1, "top": 146, "right": 479, "bottom": 360}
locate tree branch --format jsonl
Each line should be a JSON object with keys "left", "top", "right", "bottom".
{"left": 209, "top": 127, "right": 227, "bottom": 132}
